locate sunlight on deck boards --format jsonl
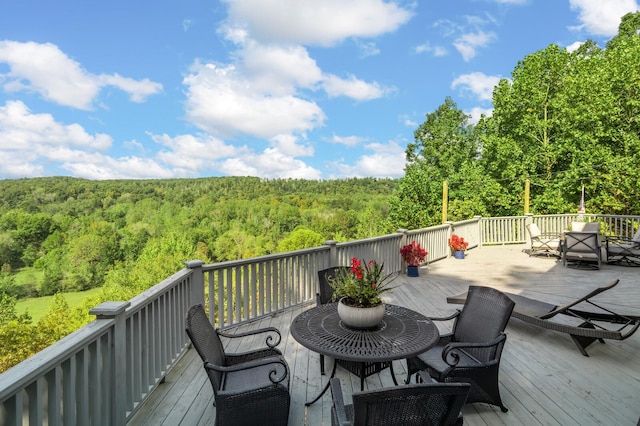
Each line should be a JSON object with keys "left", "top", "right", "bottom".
{"left": 128, "top": 245, "right": 640, "bottom": 426}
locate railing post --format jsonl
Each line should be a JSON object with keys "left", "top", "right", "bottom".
{"left": 324, "top": 240, "right": 338, "bottom": 267}
{"left": 473, "top": 216, "right": 483, "bottom": 247}
{"left": 397, "top": 229, "right": 408, "bottom": 273}
{"left": 185, "top": 260, "right": 205, "bottom": 307}
{"left": 445, "top": 221, "right": 454, "bottom": 257}
{"left": 89, "top": 301, "right": 130, "bottom": 426}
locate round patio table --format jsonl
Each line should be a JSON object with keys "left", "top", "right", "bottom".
{"left": 291, "top": 303, "right": 438, "bottom": 405}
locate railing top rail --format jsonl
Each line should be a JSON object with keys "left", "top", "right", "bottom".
{"left": 126, "top": 268, "right": 193, "bottom": 314}
{"left": 406, "top": 223, "right": 450, "bottom": 234}
{"left": 202, "top": 245, "right": 328, "bottom": 271}
{"left": 336, "top": 233, "right": 402, "bottom": 246}
{"left": 0, "top": 320, "right": 113, "bottom": 401}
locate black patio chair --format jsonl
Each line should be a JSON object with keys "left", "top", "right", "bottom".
{"left": 330, "top": 373, "right": 470, "bottom": 426}
{"left": 185, "top": 304, "right": 290, "bottom": 426}
{"left": 406, "top": 286, "right": 515, "bottom": 412}
{"left": 317, "top": 267, "right": 391, "bottom": 388}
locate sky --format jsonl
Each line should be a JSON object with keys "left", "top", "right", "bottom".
{"left": 1, "top": 0, "right": 638, "bottom": 181}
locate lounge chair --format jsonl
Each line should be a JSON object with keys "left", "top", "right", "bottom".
{"left": 447, "top": 280, "right": 640, "bottom": 356}
{"left": 606, "top": 229, "right": 640, "bottom": 266}
{"left": 526, "top": 223, "right": 561, "bottom": 257}
{"left": 330, "top": 374, "right": 470, "bottom": 426}
{"left": 562, "top": 231, "right": 602, "bottom": 269}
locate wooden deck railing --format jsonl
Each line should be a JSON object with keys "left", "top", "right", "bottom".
{"left": 1, "top": 214, "right": 638, "bottom": 425}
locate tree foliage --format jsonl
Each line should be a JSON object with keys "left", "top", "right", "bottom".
{"left": 391, "top": 13, "right": 640, "bottom": 227}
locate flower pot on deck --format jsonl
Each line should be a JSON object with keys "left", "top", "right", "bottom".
{"left": 454, "top": 251, "right": 465, "bottom": 259}
{"left": 407, "top": 265, "right": 419, "bottom": 277}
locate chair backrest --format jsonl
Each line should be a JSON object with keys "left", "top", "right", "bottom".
{"left": 565, "top": 232, "right": 599, "bottom": 254}
{"left": 527, "top": 223, "right": 541, "bottom": 239}
{"left": 351, "top": 382, "right": 470, "bottom": 426}
{"left": 185, "top": 304, "right": 226, "bottom": 391}
{"left": 453, "top": 286, "right": 515, "bottom": 347}
{"left": 572, "top": 222, "right": 600, "bottom": 233}
{"left": 317, "top": 266, "right": 349, "bottom": 305}
{"left": 632, "top": 229, "right": 640, "bottom": 242}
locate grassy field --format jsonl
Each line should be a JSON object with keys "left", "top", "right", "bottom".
{"left": 15, "top": 288, "right": 102, "bottom": 323}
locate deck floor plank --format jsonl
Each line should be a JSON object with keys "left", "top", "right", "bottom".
{"left": 128, "top": 245, "right": 640, "bottom": 425}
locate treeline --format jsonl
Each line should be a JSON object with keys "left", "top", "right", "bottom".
{"left": 0, "top": 176, "right": 397, "bottom": 298}
{"left": 389, "top": 12, "right": 640, "bottom": 228}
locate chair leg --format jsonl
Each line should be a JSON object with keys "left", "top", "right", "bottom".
{"left": 320, "top": 354, "right": 325, "bottom": 375}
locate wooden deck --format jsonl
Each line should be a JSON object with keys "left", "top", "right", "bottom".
{"left": 128, "top": 245, "right": 640, "bottom": 425}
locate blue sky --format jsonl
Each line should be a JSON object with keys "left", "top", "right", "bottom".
{"left": 1, "top": 0, "right": 638, "bottom": 180}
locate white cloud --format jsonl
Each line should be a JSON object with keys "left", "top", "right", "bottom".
{"left": 219, "top": 147, "right": 322, "bottom": 179}
{"left": 453, "top": 31, "right": 495, "bottom": 61}
{"left": 566, "top": 41, "right": 584, "bottom": 52}
{"left": 0, "top": 100, "right": 112, "bottom": 151}
{"left": 330, "top": 140, "right": 406, "bottom": 178}
{"left": 569, "top": 0, "right": 639, "bottom": 37}
{"left": 354, "top": 40, "right": 381, "bottom": 57}
{"left": 220, "top": 0, "right": 414, "bottom": 46}
{"left": 183, "top": 62, "right": 325, "bottom": 139}
{"left": 466, "top": 106, "right": 493, "bottom": 125}
{"left": 323, "top": 74, "right": 394, "bottom": 100}
{"left": 415, "top": 42, "right": 448, "bottom": 57}
{"left": 330, "top": 134, "right": 366, "bottom": 146}
{"left": 0, "top": 41, "right": 162, "bottom": 110}
{"left": 451, "top": 72, "right": 502, "bottom": 102}
{"left": 239, "top": 42, "right": 323, "bottom": 95}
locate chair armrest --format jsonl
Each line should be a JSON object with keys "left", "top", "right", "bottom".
{"left": 226, "top": 348, "right": 283, "bottom": 365}
{"left": 330, "top": 378, "right": 353, "bottom": 426}
{"left": 606, "top": 236, "right": 640, "bottom": 247}
{"left": 428, "top": 310, "right": 461, "bottom": 322}
{"left": 204, "top": 356, "right": 289, "bottom": 384}
{"left": 218, "top": 326, "right": 282, "bottom": 349}
{"left": 442, "top": 333, "right": 507, "bottom": 367}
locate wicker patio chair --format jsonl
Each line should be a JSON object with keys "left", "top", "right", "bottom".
{"left": 316, "top": 267, "right": 391, "bottom": 388}
{"left": 606, "top": 229, "right": 640, "bottom": 266}
{"left": 526, "top": 223, "right": 561, "bottom": 257}
{"left": 185, "top": 304, "right": 291, "bottom": 426}
{"left": 406, "top": 286, "right": 515, "bottom": 412}
{"left": 330, "top": 373, "right": 470, "bottom": 426}
{"left": 563, "top": 231, "right": 602, "bottom": 269}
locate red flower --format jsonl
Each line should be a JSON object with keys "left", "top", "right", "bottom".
{"left": 400, "top": 241, "right": 428, "bottom": 266}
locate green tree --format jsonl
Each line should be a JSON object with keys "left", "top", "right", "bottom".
{"left": 277, "top": 228, "right": 325, "bottom": 252}
{"left": 389, "top": 98, "right": 480, "bottom": 228}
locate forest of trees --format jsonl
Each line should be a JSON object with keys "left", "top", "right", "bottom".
{"left": 0, "top": 177, "right": 398, "bottom": 371}
{"left": 1, "top": 12, "right": 639, "bottom": 373}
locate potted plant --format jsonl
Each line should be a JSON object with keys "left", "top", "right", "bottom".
{"left": 448, "top": 234, "right": 469, "bottom": 259}
{"left": 328, "top": 257, "right": 397, "bottom": 329}
{"left": 400, "top": 240, "right": 428, "bottom": 277}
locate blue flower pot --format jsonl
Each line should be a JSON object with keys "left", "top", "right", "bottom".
{"left": 407, "top": 265, "right": 419, "bottom": 277}
{"left": 454, "top": 251, "right": 465, "bottom": 259}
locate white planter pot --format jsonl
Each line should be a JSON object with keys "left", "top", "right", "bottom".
{"left": 337, "top": 298, "right": 385, "bottom": 329}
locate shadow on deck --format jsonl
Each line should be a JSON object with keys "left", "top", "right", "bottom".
{"left": 129, "top": 245, "right": 640, "bottom": 426}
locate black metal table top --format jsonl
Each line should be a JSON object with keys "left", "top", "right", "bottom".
{"left": 291, "top": 303, "right": 438, "bottom": 363}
